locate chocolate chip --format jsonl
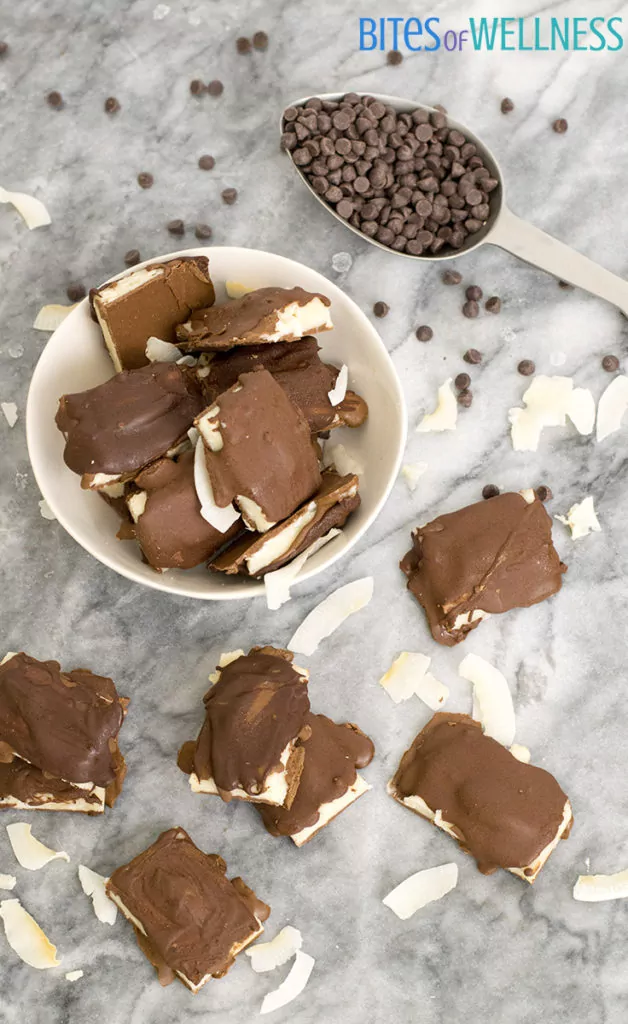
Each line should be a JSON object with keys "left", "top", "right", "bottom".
{"left": 198, "top": 154, "right": 215, "bottom": 170}
{"left": 457, "top": 389, "right": 473, "bottom": 407}
{"left": 66, "top": 282, "right": 86, "bottom": 302}
{"left": 167, "top": 219, "right": 185, "bottom": 236}
{"left": 552, "top": 118, "right": 568, "bottom": 134}
{"left": 454, "top": 372, "right": 471, "bottom": 391}
{"left": 0, "top": 42, "right": 8, "bottom": 58}
{"left": 462, "top": 300, "right": 479, "bottom": 318}
{"left": 602, "top": 354, "right": 620, "bottom": 372}
{"left": 207, "top": 80, "right": 224, "bottom": 97}
{"left": 252, "top": 30, "right": 269, "bottom": 50}
{"left": 442, "top": 269, "right": 462, "bottom": 285}
{"left": 500, "top": 97, "right": 514, "bottom": 114}
{"left": 236, "top": 36, "right": 252, "bottom": 54}
{"left": 482, "top": 484, "right": 500, "bottom": 499}
{"left": 558, "top": 279, "right": 573, "bottom": 289}
{"left": 465, "top": 284, "right": 482, "bottom": 301}
{"left": 485, "top": 296, "right": 501, "bottom": 314}
{"left": 387, "top": 50, "right": 403, "bottom": 65}
{"left": 415, "top": 325, "right": 433, "bottom": 342}
{"left": 104, "top": 96, "right": 120, "bottom": 114}
{"left": 124, "top": 249, "right": 141, "bottom": 266}
{"left": 535, "top": 485, "right": 553, "bottom": 502}
{"left": 518, "top": 359, "right": 535, "bottom": 376}
{"left": 195, "top": 223, "right": 213, "bottom": 240}
{"left": 336, "top": 199, "right": 354, "bottom": 219}
{"left": 221, "top": 187, "right": 238, "bottom": 205}
{"left": 190, "top": 79, "right": 206, "bottom": 96}
{"left": 463, "top": 348, "right": 482, "bottom": 364}
{"left": 47, "top": 91, "right": 63, "bottom": 109}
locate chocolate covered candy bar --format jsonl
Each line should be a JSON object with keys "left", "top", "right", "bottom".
{"left": 56, "top": 362, "right": 204, "bottom": 491}
{"left": 400, "top": 491, "right": 566, "bottom": 645}
{"left": 92, "top": 256, "right": 215, "bottom": 371}
{"left": 258, "top": 712, "right": 374, "bottom": 846}
{"left": 106, "top": 827, "right": 269, "bottom": 992}
{"left": 176, "top": 286, "right": 332, "bottom": 351}
{"left": 388, "top": 713, "right": 572, "bottom": 881}
{"left": 178, "top": 647, "right": 310, "bottom": 806}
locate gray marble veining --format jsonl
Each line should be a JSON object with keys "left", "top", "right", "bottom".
{"left": 1, "top": 1, "right": 628, "bottom": 1022}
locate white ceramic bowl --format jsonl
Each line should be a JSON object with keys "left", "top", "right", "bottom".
{"left": 27, "top": 247, "right": 407, "bottom": 600}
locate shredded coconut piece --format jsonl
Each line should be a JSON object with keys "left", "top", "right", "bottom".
{"left": 416, "top": 379, "right": 457, "bottom": 433}
{"left": 556, "top": 496, "right": 601, "bottom": 540}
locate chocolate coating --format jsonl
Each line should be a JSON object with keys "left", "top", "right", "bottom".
{"left": 391, "top": 713, "right": 570, "bottom": 874}
{"left": 0, "top": 757, "right": 104, "bottom": 812}
{"left": 259, "top": 712, "right": 374, "bottom": 838}
{"left": 56, "top": 362, "right": 204, "bottom": 477}
{"left": 401, "top": 492, "right": 566, "bottom": 645}
{"left": 107, "top": 828, "right": 270, "bottom": 989}
{"left": 0, "top": 653, "right": 126, "bottom": 787}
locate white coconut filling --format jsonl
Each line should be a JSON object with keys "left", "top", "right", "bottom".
{"left": 290, "top": 774, "right": 370, "bottom": 847}
{"left": 246, "top": 503, "right": 317, "bottom": 575}
{"left": 97, "top": 267, "right": 163, "bottom": 303}
{"left": 86, "top": 472, "right": 122, "bottom": 490}
{"left": 196, "top": 405, "right": 224, "bottom": 452}
{"left": 127, "top": 491, "right": 147, "bottom": 523}
{"left": 259, "top": 297, "right": 332, "bottom": 342}
{"left": 189, "top": 742, "right": 293, "bottom": 806}
{"left": 451, "top": 609, "right": 489, "bottom": 631}
{"left": 237, "top": 495, "right": 277, "bottom": 533}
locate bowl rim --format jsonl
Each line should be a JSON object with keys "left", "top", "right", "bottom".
{"left": 26, "top": 245, "right": 407, "bottom": 600}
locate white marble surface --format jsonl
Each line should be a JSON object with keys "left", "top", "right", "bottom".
{"left": 1, "top": 1, "right": 628, "bottom": 1022}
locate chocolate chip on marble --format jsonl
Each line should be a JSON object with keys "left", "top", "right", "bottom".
{"left": 373, "top": 301, "right": 389, "bottom": 318}
{"left": 252, "top": 30, "right": 269, "bottom": 50}
{"left": 501, "top": 97, "right": 514, "bottom": 114}
{"left": 137, "top": 172, "right": 153, "bottom": 189}
{"left": 482, "top": 484, "right": 500, "bottom": 499}
{"left": 457, "top": 389, "right": 473, "bottom": 407}
{"left": 104, "top": 96, "right": 120, "bottom": 114}
{"left": 207, "top": 80, "right": 224, "bottom": 97}
{"left": 387, "top": 49, "right": 403, "bottom": 65}
{"left": 485, "top": 296, "right": 501, "bottom": 314}
{"left": 47, "top": 90, "right": 63, "bottom": 109}
{"left": 602, "top": 354, "right": 620, "bottom": 372}
{"left": 167, "top": 219, "right": 185, "bottom": 236}
{"left": 124, "top": 249, "right": 141, "bottom": 266}
{"left": 236, "top": 36, "right": 252, "bottom": 53}
{"left": 415, "top": 325, "right": 433, "bottom": 342}
{"left": 198, "top": 154, "right": 215, "bottom": 170}
{"left": 190, "top": 79, "right": 206, "bottom": 96}
{"left": 454, "top": 372, "right": 471, "bottom": 391}
{"left": 558, "top": 279, "right": 573, "bottom": 289}
{"left": 518, "top": 359, "right": 536, "bottom": 376}
{"left": 66, "top": 282, "right": 86, "bottom": 302}
{"left": 535, "top": 485, "right": 553, "bottom": 502}
{"left": 195, "top": 223, "right": 213, "bottom": 240}
{"left": 0, "top": 42, "right": 8, "bottom": 58}
{"left": 442, "top": 268, "right": 462, "bottom": 285}
{"left": 462, "top": 300, "right": 479, "bottom": 318}
{"left": 465, "top": 284, "right": 483, "bottom": 301}
{"left": 463, "top": 348, "right": 482, "bottom": 364}
{"left": 552, "top": 118, "right": 568, "bottom": 134}
{"left": 221, "top": 188, "right": 238, "bottom": 205}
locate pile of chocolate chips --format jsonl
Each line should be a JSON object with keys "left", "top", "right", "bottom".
{"left": 282, "top": 93, "right": 499, "bottom": 257}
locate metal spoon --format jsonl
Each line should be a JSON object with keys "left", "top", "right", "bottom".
{"left": 284, "top": 92, "right": 628, "bottom": 316}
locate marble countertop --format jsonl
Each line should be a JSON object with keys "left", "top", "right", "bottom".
{"left": 1, "top": 1, "right": 628, "bottom": 1022}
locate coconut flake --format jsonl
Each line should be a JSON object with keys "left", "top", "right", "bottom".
{"left": 0, "top": 874, "right": 17, "bottom": 890}
{"left": 327, "top": 365, "right": 348, "bottom": 407}
{"left": 264, "top": 529, "right": 342, "bottom": 611}
{"left": 573, "top": 868, "right": 628, "bottom": 902}
{"left": 7, "top": 823, "right": 70, "bottom": 871}
{"left": 509, "top": 375, "right": 574, "bottom": 451}
{"left": 401, "top": 462, "right": 428, "bottom": 493}
{"left": 226, "top": 280, "right": 254, "bottom": 298}
{"left": 0, "top": 899, "right": 60, "bottom": 969}
{"left": 1, "top": 403, "right": 18, "bottom": 428}
{"left": 78, "top": 865, "right": 117, "bottom": 926}
{"left": 145, "top": 336, "right": 182, "bottom": 362}
{"left": 510, "top": 744, "right": 531, "bottom": 764}
{"left": 288, "top": 577, "right": 374, "bottom": 657}
{"left": 38, "top": 498, "right": 56, "bottom": 521}
{"left": 597, "top": 375, "right": 628, "bottom": 442}
{"left": 459, "top": 653, "right": 516, "bottom": 747}
{"left": 208, "top": 649, "right": 246, "bottom": 684}
{"left": 416, "top": 379, "right": 457, "bottom": 433}
{"left": 66, "top": 970, "right": 84, "bottom": 982}
{"left": 0, "top": 186, "right": 51, "bottom": 230}
{"left": 568, "top": 388, "right": 596, "bottom": 435}
{"left": 246, "top": 926, "right": 303, "bottom": 973}
{"left": 556, "top": 496, "right": 601, "bottom": 540}
{"left": 323, "top": 442, "right": 364, "bottom": 477}
{"left": 383, "top": 863, "right": 458, "bottom": 920}
{"left": 260, "top": 950, "right": 315, "bottom": 1015}
{"left": 193, "top": 437, "right": 240, "bottom": 532}
{"left": 379, "top": 652, "right": 448, "bottom": 709}
{"left": 32, "top": 303, "right": 78, "bottom": 331}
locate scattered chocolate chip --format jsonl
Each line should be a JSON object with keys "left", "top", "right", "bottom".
{"left": 198, "top": 154, "right": 215, "bottom": 171}
{"left": 442, "top": 269, "right": 462, "bottom": 285}
{"left": 221, "top": 187, "right": 238, "bottom": 205}
{"left": 0, "top": 42, "right": 8, "bottom": 58}
{"left": 373, "top": 301, "right": 389, "bottom": 318}
{"left": 387, "top": 50, "right": 403, "bottom": 65}
{"left": 190, "top": 79, "right": 206, "bottom": 96}
{"left": 137, "top": 172, "right": 153, "bottom": 189}
{"left": 104, "top": 96, "right": 120, "bottom": 114}
{"left": 462, "top": 300, "right": 479, "bottom": 319}
{"left": 195, "top": 223, "right": 213, "bottom": 240}
{"left": 66, "top": 282, "right": 86, "bottom": 303}
{"left": 457, "top": 389, "right": 473, "bottom": 407}
{"left": 463, "top": 348, "right": 482, "bottom": 364}
{"left": 415, "top": 325, "right": 433, "bottom": 342}
{"left": 535, "top": 485, "right": 553, "bottom": 502}
{"left": 124, "top": 249, "right": 141, "bottom": 267}
{"left": 558, "top": 279, "right": 573, "bottom": 289}
{"left": 433, "top": 103, "right": 447, "bottom": 114}
{"left": 482, "top": 484, "right": 500, "bottom": 499}
{"left": 466, "top": 284, "right": 483, "bottom": 301}
{"left": 501, "top": 97, "right": 514, "bottom": 114}
{"left": 46, "top": 91, "right": 63, "bottom": 109}
{"left": 252, "top": 30, "right": 269, "bottom": 50}
{"left": 207, "top": 80, "right": 224, "bottom": 97}
{"left": 517, "top": 359, "right": 536, "bottom": 376}
{"left": 236, "top": 36, "right": 252, "bottom": 54}
{"left": 167, "top": 219, "right": 185, "bottom": 236}
{"left": 602, "top": 354, "right": 620, "bottom": 372}
{"left": 454, "top": 372, "right": 471, "bottom": 391}
{"left": 485, "top": 295, "right": 501, "bottom": 314}
{"left": 552, "top": 118, "right": 568, "bottom": 134}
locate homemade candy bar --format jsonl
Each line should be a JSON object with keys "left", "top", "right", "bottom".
{"left": 389, "top": 713, "right": 572, "bottom": 881}
{"left": 195, "top": 369, "right": 321, "bottom": 532}
{"left": 92, "top": 256, "right": 215, "bottom": 371}
{"left": 258, "top": 712, "right": 374, "bottom": 846}
{"left": 176, "top": 286, "right": 332, "bottom": 351}
{"left": 106, "top": 827, "right": 269, "bottom": 992}
{"left": 400, "top": 491, "right": 566, "bottom": 645}
{"left": 178, "top": 647, "right": 310, "bottom": 806}
{"left": 210, "top": 470, "right": 359, "bottom": 577}
{"left": 0, "top": 652, "right": 128, "bottom": 813}
{"left": 126, "top": 451, "right": 242, "bottom": 570}
{"left": 56, "top": 362, "right": 204, "bottom": 491}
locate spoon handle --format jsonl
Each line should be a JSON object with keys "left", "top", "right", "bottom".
{"left": 489, "top": 205, "right": 628, "bottom": 317}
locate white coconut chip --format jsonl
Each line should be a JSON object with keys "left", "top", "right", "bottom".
{"left": 0, "top": 186, "right": 51, "bottom": 230}
{"left": 38, "top": 498, "right": 56, "bottom": 521}
{"left": 260, "top": 950, "right": 315, "bottom": 1015}
{"left": 78, "top": 865, "right": 117, "bottom": 926}
{"left": 379, "top": 652, "right": 448, "bottom": 709}
{"left": 264, "top": 529, "right": 342, "bottom": 611}
{"left": 509, "top": 376, "right": 593, "bottom": 451}
{"left": 32, "top": 303, "right": 78, "bottom": 331}
{"left": 0, "top": 874, "right": 17, "bottom": 890}
{"left": 226, "top": 280, "right": 254, "bottom": 298}
{"left": 246, "top": 926, "right": 303, "bottom": 973}
{"left": 596, "top": 375, "right": 628, "bottom": 442}
{"left": 322, "top": 442, "right": 364, "bottom": 477}
{"left": 193, "top": 437, "right": 240, "bottom": 532}
{"left": 0, "top": 899, "right": 60, "bottom": 969}
{"left": 288, "top": 577, "right": 374, "bottom": 657}
{"left": 573, "top": 868, "right": 628, "bottom": 902}
{"left": 556, "top": 496, "right": 601, "bottom": 541}
{"left": 6, "top": 823, "right": 70, "bottom": 871}
{"left": 1, "top": 403, "right": 18, "bottom": 428}
{"left": 459, "top": 653, "right": 516, "bottom": 747}
{"left": 65, "top": 970, "right": 84, "bottom": 982}
{"left": 510, "top": 744, "right": 531, "bottom": 764}
{"left": 416, "top": 379, "right": 457, "bottom": 433}
{"left": 400, "top": 462, "right": 428, "bottom": 493}
{"left": 382, "top": 862, "right": 458, "bottom": 920}
{"left": 327, "top": 365, "right": 348, "bottom": 407}
{"left": 568, "top": 388, "right": 596, "bottom": 435}
{"left": 145, "top": 336, "right": 181, "bottom": 362}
